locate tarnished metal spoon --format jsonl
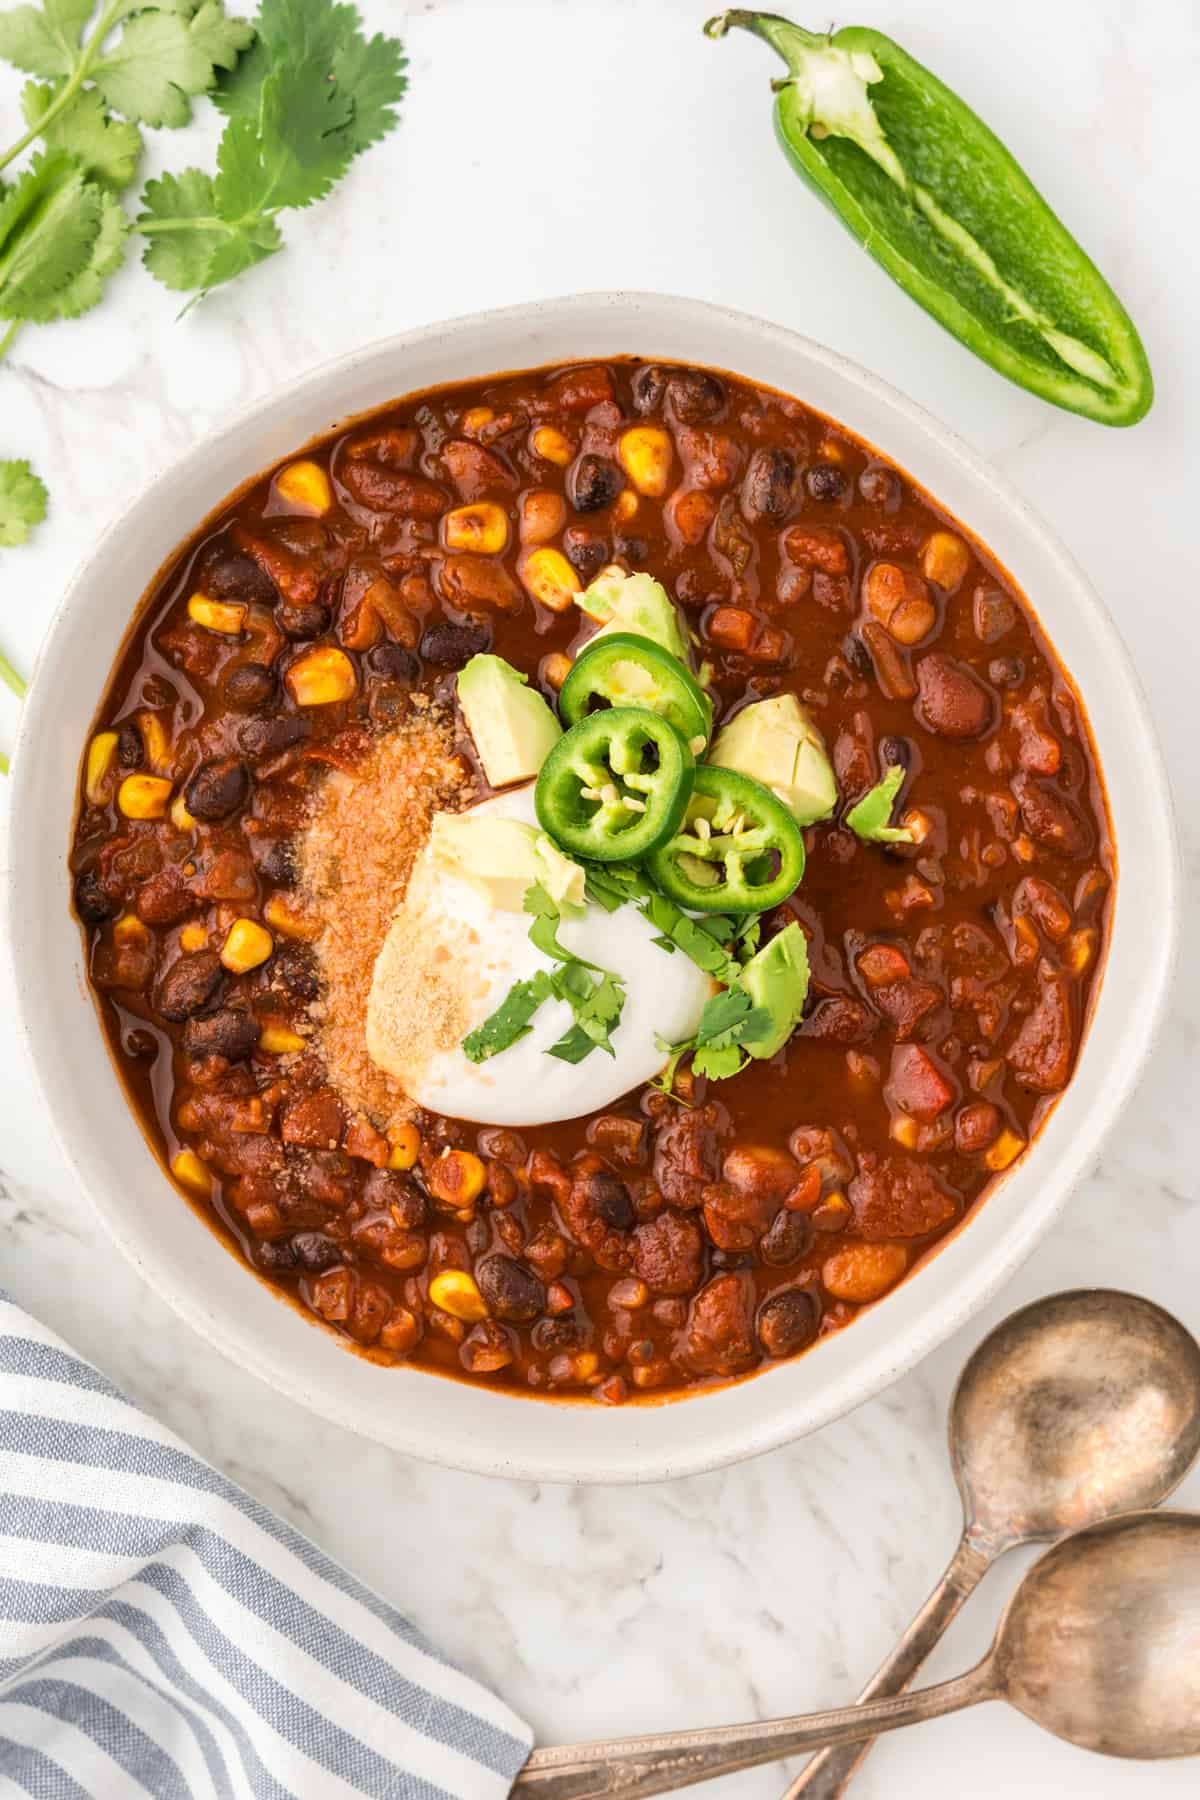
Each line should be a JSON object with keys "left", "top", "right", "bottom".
{"left": 513, "top": 1511, "right": 1200, "bottom": 1797}
{"left": 780, "top": 1287, "right": 1200, "bottom": 1798}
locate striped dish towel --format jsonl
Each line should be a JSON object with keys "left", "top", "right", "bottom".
{"left": 0, "top": 1291, "right": 533, "bottom": 1799}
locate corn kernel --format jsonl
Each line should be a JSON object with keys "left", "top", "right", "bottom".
{"left": 276, "top": 459, "right": 333, "bottom": 515}
{"left": 118, "top": 774, "right": 172, "bottom": 820}
{"left": 259, "top": 1023, "right": 307, "bottom": 1054}
{"left": 443, "top": 502, "right": 510, "bottom": 555}
{"left": 984, "top": 1129, "right": 1026, "bottom": 1172}
{"left": 85, "top": 732, "right": 118, "bottom": 805}
{"left": 138, "top": 712, "right": 172, "bottom": 775}
{"left": 920, "top": 530, "right": 971, "bottom": 592}
{"left": 179, "top": 922, "right": 208, "bottom": 953}
{"left": 613, "top": 489, "right": 639, "bottom": 523}
{"left": 187, "top": 594, "right": 247, "bottom": 635}
{"left": 428, "top": 1269, "right": 488, "bottom": 1323}
{"left": 113, "top": 913, "right": 150, "bottom": 950}
{"left": 618, "top": 425, "right": 673, "bottom": 496}
{"left": 263, "top": 893, "right": 319, "bottom": 940}
{"left": 1065, "top": 927, "right": 1098, "bottom": 975}
{"left": 531, "top": 426, "right": 573, "bottom": 466}
{"left": 170, "top": 793, "right": 196, "bottom": 833}
{"left": 285, "top": 645, "right": 356, "bottom": 707}
{"left": 427, "top": 1149, "right": 487, "bottom": 1208}
{"left": 462, "top": 406, "right": 495, "bottom": 436}
{"left": 519, "top": 547, "right": 580, "bottom": 613}
{"left": 387, "top": 1122, "right": 421, "bottom": 1170}
{"left": 221, "top": 917, "right": 274, "bottom": 973}
{"left": 542, "top": 652, "right": 572, "bottom": 691}
{"left": 172, "top": 1149, "right": 211, "bottom": 1196}
{"left": 889, "top": 1115, "right": 922, "bottom": 1149}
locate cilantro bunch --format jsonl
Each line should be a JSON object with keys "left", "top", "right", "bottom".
{"left": 0, "top": 0, "right": 408, "bottom": 548}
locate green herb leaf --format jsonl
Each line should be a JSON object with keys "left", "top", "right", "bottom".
{"left": 21, "top": 81, "right": 143, "bottom": 188}
{"left": 138, "top": 166, "right": 282, "bottom": 291}
{"left": 92, "top": 3, "right": 254, "bottom": 128}
{"left": 18, "top": 184, "right": 127, "bottom": 320}
{"left": 640, "top": 890, "right": 742, "bottom": 983}
{"left": 845, "top": 762, "right": 915, "bottom": 844}
{"left": 0, "top": 457, "right": 48, "bottom": 546}
{"left": 524, "top": 882, "right": 603, "bottom": 972}
{"left": 215, "top": 63, "right": 353, "bottom": 216}
{"left": 548, "top": 970, "right": 624, "bottom": 1063}
{"left": 462, "top": 968, "right": 554, "bottom": 1064}
{"left": 583, "top": 862, "right": 651, "bottom": 912}
{"left": 0, "top": 0, "right": 91, "bottom": 79}
{"left": 691, "top": 1041, "right": 748, "bottom": 1080}
{"left": 0, "top": 151, "right": 102, "bottom": 320}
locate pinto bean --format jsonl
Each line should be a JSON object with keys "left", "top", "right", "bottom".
{"left": 185, "top": 757, "right": 250, "bottom": 821}
{"left": 154, "top": 951, "right": 224, "bottom": 1022}
{"left": 915, "top": 653, "right": 996, "bottom": 739}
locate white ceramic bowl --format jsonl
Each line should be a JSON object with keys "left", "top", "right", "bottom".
{"left": 8, "top": 294, "right": 1178, "bottom": 1483}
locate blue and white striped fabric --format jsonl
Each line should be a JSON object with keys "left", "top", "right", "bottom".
{"left": 0, "top": 1291, "right": 533, "bottom": 1799}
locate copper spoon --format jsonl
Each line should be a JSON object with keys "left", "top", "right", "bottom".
{"left": 514, "top": 1510, "right": 1200, "bottom": 1797}
{"left": 779, "top": 1287, "right": 1200, "bottom": 1798}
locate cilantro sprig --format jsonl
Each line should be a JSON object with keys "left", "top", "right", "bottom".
{"left": 462, "top": 884, "right": 628, "bottom": 1068}
{"left": 0, "top": 0, "right": 408, "bottom": 553}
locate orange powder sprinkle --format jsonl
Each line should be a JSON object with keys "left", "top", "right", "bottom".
{"left": 297, "top": 704, "right": 472, "bottom": 1133}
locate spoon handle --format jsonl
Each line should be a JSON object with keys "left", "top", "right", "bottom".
{"left": 512, "top": 1663, "right": 994, "bottom": 1799}
{"left": 779, "top": 1533, "right": 993, "bottom": 1800}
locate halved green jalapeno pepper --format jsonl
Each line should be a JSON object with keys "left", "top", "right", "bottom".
{"left": 705, "top": 11, "right": 1153, "bottom": 426}
{"left": 559, "top": 633, "right": 713, "bottom": 747}
{"left": 535, "top": 707, "right": 695, "bottom": 863}
{"left": 646, "top": 765, "right": 805, "bottom": 913}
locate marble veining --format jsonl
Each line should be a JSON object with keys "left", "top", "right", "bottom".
{"left": 2, "top": 2, "right": 1197, "bottom": 1792}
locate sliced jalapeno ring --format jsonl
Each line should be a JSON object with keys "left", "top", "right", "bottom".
{"left": 646, "top": 764, "right": 805, "bottom": 913}
{"left": 535, "top": 707, "right": 695, "bottom": 863}
{"left": 560, "top": 632, "right": 713, "bottom": 747}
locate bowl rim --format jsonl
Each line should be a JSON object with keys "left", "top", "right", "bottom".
{"left": 7, "top": 290, "right": 1180, "bottom": 1483}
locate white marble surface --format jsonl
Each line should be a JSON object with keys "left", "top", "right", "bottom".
{"left": 1, "top": 0, "right": 1198, "bottom": 1792}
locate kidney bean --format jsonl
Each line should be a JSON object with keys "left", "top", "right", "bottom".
{"left": 1011, "top": 772, "right": 1093, "bottom": 858}
{"left": 915, "top": 653, "right": 996, "bottom": 738}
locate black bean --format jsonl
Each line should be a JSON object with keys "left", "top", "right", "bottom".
{"left": 155, "top": 951, "right": 225, "bottom": 1022}
{"left": 805, "top": 463, "right": 849, "bottom": 503}
{"left": 631, "top": 365, "right": 669, "bottom": 414}
{"left": 183, "top": 1008, "right": 260, "bottom": 1061}
{"left": 569, "top": 454, "right": 622, "bottom": 513}
{"left": 858, "top": 464, "right": 901, "bottom": 510}
{"left": 74, "top": 870, "right": 118, "bottom": 925}
{"left": 760, "top": 1208, "right": 813, "bottom": 1266}
{"left": 206, "top": 548, "right": 278, "bottom": 605}
{"left": 668, "top": 368, "right": 726, "bottom": 424}
{"left": 581, "top": 1171, "right": 635, "bottom": 1232}
{"left": 289, "top": 1232, "right": 344, "bottom": 1272}
{"left": 116, "top": 725, "right": 143, "bottom": 769}
{"left": 532, "top": 1316, "right": 585, "bottom": 1352}
{"left": 419, "top": 619, "right": 491, "bottom": 666}
{"left": 255, "top": 1239, "right": 298, "bottom": 1273}
{"left": 223, "top": 663, "right": 278, "bottom": 709}
{"left": 878, "top": 734, "right": 914, "bottom": 773}
{"left": 757, "top": 1288, "right": 818, "bottom": 1358}
{"left": 363, "top": 1168, "right": 426, "bottom": 1229}
{"left": 841, "top": 632, "right": 874, "bottom": 679}
{"left": 477, "top": 1253, "right": 544, "bottom": 1323}
{"left": 184, "top": 756, "right": 251, "bottom": 821}
{"left": 613, "top": 534, "right": 648, "bottom": 564}
{"left": 562, "top": 527, "right": 610, "bottom": 583}
{"left": 366, "top": 644, "right": 419, "bottom": 685}
{"left": 277, "top": 601, "right": 332, "bottom": 639}
{"left": 255, "top": 838, "right": 296, "bottom": 887}
{"left": 237, "top": 715, "right": 310, "bottom": 759}
{"left": 272, "top": 944, "right": 319, "bottom": 1001}
{"left": 742, "top": 447, "right": 797, "bottom": 523}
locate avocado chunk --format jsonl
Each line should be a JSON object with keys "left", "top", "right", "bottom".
{"left": 845, "top": 762, "right": 915, "bottom": 843}
{"left": 739, "top": 922, "right": 810, "bottom": 1059}
{"left": 457, "top": 654, "right": 561, "bottom": 788}
{"left": 578, "top": 570, "right": 691, "bottom": 664}
{"left": 428, "top": 813, "right": 584, "bottom": 912}
{"left": 710, "top": 693, "right": 837, "bottom": 826}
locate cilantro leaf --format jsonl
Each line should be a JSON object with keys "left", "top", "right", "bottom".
{"left": 138, "top": 166, "right": 281, "bottom": 292}
{"left": 640, "top": 890, "right": 742, "bottom": 984}
{"left": 92, "top": 4, "right": 254, "bottom": 128}
{"left": 583, "top": 862, "right": 651, "bottom": 912}
{"left": 845, "top": 762, "right": 915, "bottom": 844}
{"left": 0, "top": 152, "right": 102, "bottom": 320}
{"left": 692, "top": 1042, "right": 748, "bottom": 1080}
{"left": 215, "top": 63, "right": 353, "bottom": 216}
{"left": 21, "top": 81, "right": 143, "bottom": 189}
{"left": 325, "top": 22, "right": 408, "bottom": 154}
{"left": 462, "top": 969, "right": 555, "bottom": 1064}
{"left": 18, "top": 184, "right": 127, "bottom": 321}
{"left": 524, "top": 882, "right": 603, "bottom": 972}
{"left": 0, "top": 458, "right": 48, "bottom": 547}
{"left": 0, "top": 0, "right": 91, "bottom": 78}
{"left": 548, "top": 969, "right": 624, "bottom": 1062}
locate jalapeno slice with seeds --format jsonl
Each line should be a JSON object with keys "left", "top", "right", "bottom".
{"left": 535, "top": 708, "right": 695, "bottom": 863}
{"left": 646, "top": 764, "right": 805, "bottom": 912}
{"left": 559, "top": 633, "right": 713, "bottom": 748}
